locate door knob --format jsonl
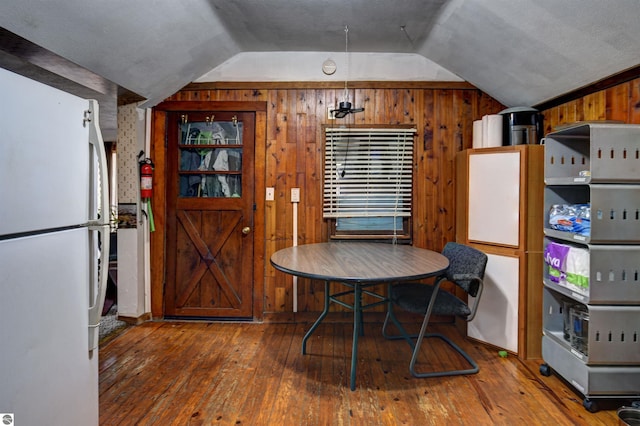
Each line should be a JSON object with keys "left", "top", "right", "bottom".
{"left": 242, "top": 226, "right": 251, "bottom": 235}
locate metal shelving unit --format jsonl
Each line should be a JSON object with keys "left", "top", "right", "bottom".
{"left": 539, "top": 122, "right": 640, "bottom": 413}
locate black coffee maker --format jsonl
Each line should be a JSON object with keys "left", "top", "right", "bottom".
{"left": 500, "top": 107, "right": 544, "bottom": 145}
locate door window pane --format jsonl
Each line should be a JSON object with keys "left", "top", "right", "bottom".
{"left": 178, "top": 119, "right": 243, "bottom": 198}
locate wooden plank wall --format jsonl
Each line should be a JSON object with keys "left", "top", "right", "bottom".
{"left": 153, "top": 83, "right": 502, "bottom": 318}
{"left": 152, "top": 76, "right": 640, "bottom": 318}
{"left": 541, "top": 76, "right": 640, "bottom": 130}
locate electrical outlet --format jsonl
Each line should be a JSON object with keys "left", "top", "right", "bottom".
{"left": 327, "top": 106, "right": 335, "bottom": 120}
{"left": 291, "top": 187, "right": 300, "bottom": 203}
{"left": 266, "top": 187, "right": 275, "bottom": 201}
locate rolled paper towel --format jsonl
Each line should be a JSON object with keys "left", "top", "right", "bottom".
{"left": 473, "top": 119, "right": 483, "bottom": 148}
{"left": 482, "top": 115, "right": 489, "bottom": 147}
{"left": 485, "top": 114, "right": 503, "bottom": 147}
{"left": 565, "top": 246, "right": 590, "bottom": 295}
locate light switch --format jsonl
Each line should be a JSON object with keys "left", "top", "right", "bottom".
{"left": 266, "top": 187, "right": 275, "bottom": 201}
{"left": 327, "top": 106, "right": 336, "bottom": 120}
{"left": 291, "top": 188, "right": 300, "bottom": 203}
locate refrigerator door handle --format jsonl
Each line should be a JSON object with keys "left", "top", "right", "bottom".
{"left": 86, "top": 99, "right": 111, "bottom": 352}
{"left": 88, "top": 224, "right": 110, "bottom": 351}
{"left": 86, "top": 100, "right": 110, "bottom": 228}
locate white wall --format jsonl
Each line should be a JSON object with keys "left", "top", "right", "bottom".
{"left": 116, "top": 103, "right": 150, "bottom": 319}
{"left": 196, "top": 52, "right": 463, "bottom": 83}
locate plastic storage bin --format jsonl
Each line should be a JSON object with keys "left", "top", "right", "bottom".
{"left": 569, "top": 306, "right": 589, "bottom": 356}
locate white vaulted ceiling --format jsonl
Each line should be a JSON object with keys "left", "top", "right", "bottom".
{"left": 1, "top": 0, "right": 639, "bottom": 113}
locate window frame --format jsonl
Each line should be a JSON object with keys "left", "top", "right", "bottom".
{"left": 322, "top": 125, "right": 416, "bottom": 243}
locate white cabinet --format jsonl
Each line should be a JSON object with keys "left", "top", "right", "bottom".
{"left": 467, "top": 253, "right": 520, "bottom": 353}
{"left": 456, "top": 145, "right": 544, "bottom": 359}
{"left": 467, "top": 151, "right": 521, "bottom": 246}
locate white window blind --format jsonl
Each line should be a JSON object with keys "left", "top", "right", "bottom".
{"left": 323, "top": 127, "right": 415, "bottom": 221}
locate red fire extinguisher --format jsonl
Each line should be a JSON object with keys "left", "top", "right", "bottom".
{"left": 138, "top": 153, "right": 154, "bottom": 199}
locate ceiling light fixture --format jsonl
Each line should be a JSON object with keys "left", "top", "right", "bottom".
{"left": 331, "top": 25, "right": 364, "bottom": 119}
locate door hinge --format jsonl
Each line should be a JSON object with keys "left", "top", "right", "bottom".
{"left": 253, "top": 203, "right": 257, "bottom": 211}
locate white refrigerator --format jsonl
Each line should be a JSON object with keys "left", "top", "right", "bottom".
{"left": 0, "top": 68, "right": 109, "bottom": 426}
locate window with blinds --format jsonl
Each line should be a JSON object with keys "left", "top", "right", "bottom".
{"left": 323, "top": 126, "right": 416, "bottom": 241}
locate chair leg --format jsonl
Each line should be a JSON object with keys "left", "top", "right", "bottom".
{"left": 408, "top": 309, "right": 479, "bottom": 378}
{"left": 390, "top": 279, "right": 480, "bottom": 378}
{"left": 409, "top": 333, "right": 479, "bottom": 378}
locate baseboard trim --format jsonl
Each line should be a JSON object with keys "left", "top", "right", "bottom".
{"left": 118, "top": 312, "right": 152, "bottom": 325}
{"left": 261, "top": 311, "right": 451, "bottom": 324}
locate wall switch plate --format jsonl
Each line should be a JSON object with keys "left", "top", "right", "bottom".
{"left": 327, "top": 106, "right": 335, "bottom": 120}
{"left": 291, "top": 187, "right": 300, "bottom": 203}
{"left": 266, "top": 187, "right": 275, "bottom": 201}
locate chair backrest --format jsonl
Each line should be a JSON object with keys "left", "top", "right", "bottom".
{"left": 441, "top": 242, "right": 488, "bottom": 297}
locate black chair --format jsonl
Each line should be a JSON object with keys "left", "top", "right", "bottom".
{"left": 382, "top": 242, "right": 488, "bottom": 378}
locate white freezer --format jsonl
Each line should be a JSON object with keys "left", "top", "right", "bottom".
{"left": 0, "top": 67, "right": 92, "bottom": 235}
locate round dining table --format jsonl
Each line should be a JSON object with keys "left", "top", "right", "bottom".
{"left": 270, "top": 241, "right": 449, "bottom": 390}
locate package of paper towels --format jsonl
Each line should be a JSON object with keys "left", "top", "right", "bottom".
{"left": 481, "top": 114, "right": 503, "bottom": 147}
{"left": 566, "top": 247, "right": 590, "bottom": 294}
{"left": 544, "top": 241, "right": 590, "bottom": 296}
{"left": 473, "top": 120, "right": 483, "bottom": 148}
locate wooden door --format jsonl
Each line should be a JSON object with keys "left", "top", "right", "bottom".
{"left": 165, "top": 111, "right": 255, "bottom": 318}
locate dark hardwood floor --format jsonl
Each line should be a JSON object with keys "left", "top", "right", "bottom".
{"left": 99, "top": 320, "right": 621, "bottom": 425}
